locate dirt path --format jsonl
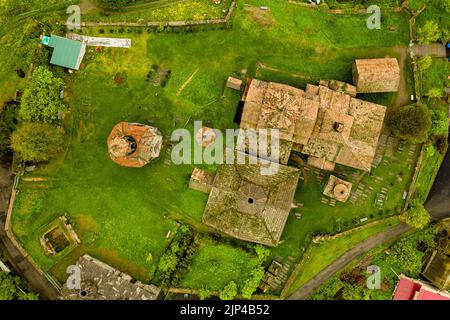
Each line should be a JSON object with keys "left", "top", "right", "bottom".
{"left": 393, "top": 46, "right": 410, "bottom": 108}
{"left": 176, "top": 69, "right": 199, "bottom": 97}
{"left": 412, "top": 43, "right": 447, "bottom": 57}
{"left": 287, "top": 223, "right": 412, "bottom": 300}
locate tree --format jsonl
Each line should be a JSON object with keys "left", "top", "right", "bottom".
{"left": 219, "top": 281, "right": 238, "bottom": 300}
{"left": 386, "top": 239, "right": 424, "bottom": 277}
{"left": 406, "top": 200, "right": 431, "bottom": 229}
{"left": 417, "top": 56, "right": 432, "bottom": 72}
{"left": 387, "top": 104, "right": 431, "bottom": 143}
{"left": 255, "top": 245, "right": 270, "bottom": 264}
{"left": 19, "top": 66, "right": 65, "bottom": 123}
{"left": 440, "top": 0, "right": 450, "bottom": 12}
{"left": 10, "top": 122, "right": 64, "bottom": 162}
{"left": 417, "top": 21, "right": 441, "bottom": 44}
{"left": 0, "top": 272, "right": 38, "bottom": 300}
{"left": 241, "top": 267, "right": 265, "bottom": 299}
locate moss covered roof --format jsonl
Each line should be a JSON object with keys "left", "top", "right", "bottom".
{"left": 202, "top": 154, "right": 300, "bottom": 247}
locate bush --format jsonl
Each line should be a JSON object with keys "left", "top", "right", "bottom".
{"left": 429, "top": 109, "right": 449, "bottom": 138}
{"left": 417, "top": 20, "right": 441, "bottom": 44}
{"left": 156, "top": 225, "right": 198, "bottom": 287}
{"left": 198, "top": 287, "right": 211, "bottom": 300}
{"left": 219, "top": 281, "right": 238, "bottom": 300}
{"left": 10, "top": 122, "right": 64, "bottom": 163}
{"left": 241, "top": 267, "right": 264, "bottom": 299}
{"left": 96, "top": 0, "right": 135, "bottom": 10}
{"left": 19, "top": 66, "right": 65, "bottom": 123}
{"left": 417, "top": 56, "right": 432, "bottom": 72}
{"left": 0, "top": 102, "right": 19, "bottom": 158}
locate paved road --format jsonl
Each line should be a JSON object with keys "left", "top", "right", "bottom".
{"left": 287, "top": 223, "right": 412, "bottom": 300}
{"left": 0, "top": 216, "right": 60, "bottom": 300}
{"left": 425, "top": 132, "right": 450, "bottom": 220}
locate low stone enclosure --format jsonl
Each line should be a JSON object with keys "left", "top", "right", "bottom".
{"left": 79, "top": 1, "right": 237, "bottom": 29}
{"left": 40, "top": 216, "right": 80, "bottom": 256}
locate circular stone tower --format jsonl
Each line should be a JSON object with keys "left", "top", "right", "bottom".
{"left": 107, "top": 122, "right": 163, "bottom": 168}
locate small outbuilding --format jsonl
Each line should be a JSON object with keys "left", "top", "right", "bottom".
{"left": 42, "top": 35, "right": 86, "bottom": 70}
{"left": 226, "top": 76, "right": 243, "bottom": 91}
{"left": 352, "top": 58, "right": 401, "bottom": 93}
{"left": 189, "top": 168, "right": 215, "bottom": 194}
{"left": 323, "top": 175, "right": 353, "bottom": 203}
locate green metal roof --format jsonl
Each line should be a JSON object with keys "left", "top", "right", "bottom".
{"left": 44, "top": 35, "right": 85, "bottom": 70}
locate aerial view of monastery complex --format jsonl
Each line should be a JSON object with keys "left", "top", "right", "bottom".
{"left": 0, "top": 0, "right": 449, "bottom": 303}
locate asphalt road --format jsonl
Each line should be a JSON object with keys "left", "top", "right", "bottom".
{"left": 287, "top": 223, "right": 412, "bottom": 300}
{"left": 425, "top": 133, "right": 450, "bottom": 220}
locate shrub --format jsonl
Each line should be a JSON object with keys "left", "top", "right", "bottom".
{"left": 155, "top": 226, "right": 197, "bottom": 287}
{"left": 417, "top": 20, "right": 441, "bottom": 44}
{"left": 0, "top": 102, "right": 19, "bottom": 158}
{"left": 429, "top": 109, "right": 448, "bottom": 138}
{"left": 219, "top": 281, "right": 238, "bottom": 300}
{"left": 19, "top": 66, "right": 65, "bottom": 123}
{"left": 198, "top": 287, "right": 211, "bottom": 300}
{"left": 241, "top": 267, "right": 264, "bottom": 299}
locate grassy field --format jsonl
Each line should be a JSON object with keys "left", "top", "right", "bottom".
{"left": 179, "top": 237, "right": 259, "bottom": 291}
{"left": 81, "top": 0, "right": 233, "bottom": 23}
{"left": 10, "top": 0, "right": 413, "bottom": 289}
{"left": 286, "top": 217, "right": 400, "bottom": 296}
{"left": 420, "top": 58, "right": 450, "bottom": 98}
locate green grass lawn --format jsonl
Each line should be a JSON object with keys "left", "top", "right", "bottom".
{"left": 82, "top": 0, "right": 233, "bottom": 23}
{"left": 179, "top": 237, "right": 259, "bottom": 291}
{"left": 10, "top": 1, "right": 412, "bottom": 288}
{"left": 286, "top": 217, "right": 400, "bottom": 296}
{"left": 420, "top": 58, "right": 450, "bottom": 97}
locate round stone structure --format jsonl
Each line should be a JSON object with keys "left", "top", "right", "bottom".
{"left": 333, "top": 183, "right": 351, "bottom": 201}
{"left": 323, "top": 175, "right": 353, "bottom": 203}
{"left": 107, "top": 122, "right": 163, "bottom": 168}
